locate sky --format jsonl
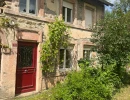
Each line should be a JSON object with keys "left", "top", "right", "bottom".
{"left": 105, "top": 0, "right": 116, "bottom": 11}
{"left": 109, "top": 0, "right": 116, "bottom": 4}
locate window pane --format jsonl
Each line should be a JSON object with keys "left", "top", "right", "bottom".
{"left": 18, "top": 46, "right": 33, "bottom": 68}
{"left": 67, "top": 8, "right": 72, "bottom": 22}
{"left": 85, "top": 9, "right": 93, "bottom": 28}
{"left": 83, "top": 50, "right": 90, "bottom": 60}
{"left": 62, "top": 7, "right": 66, "bottom": 21}
{"left": 66, "top": 50, "right": 71, "bottom": 68}
{"left": 19, "top": 0, "right": 26, "bottom": 12}
{"left": 29, "top": 0, "right": 36, "bottom": 14}
{"left": 60, "top": 49, "right": 64, "bottom": 68}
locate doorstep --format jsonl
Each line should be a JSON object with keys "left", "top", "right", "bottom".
{"left": 15, "top": 91, "right": 37, "bottom": 98}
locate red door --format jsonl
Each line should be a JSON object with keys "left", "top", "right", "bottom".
{"left": 15, "top": 42, "right": 37, "bottom": 94}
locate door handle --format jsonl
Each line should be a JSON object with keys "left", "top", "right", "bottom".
{"left": 24, "top": 69, "right": 28, "bottom": 73}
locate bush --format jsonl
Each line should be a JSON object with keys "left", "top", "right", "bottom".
{"left": 51, "top": 61, "right": 122, "bottom": 100}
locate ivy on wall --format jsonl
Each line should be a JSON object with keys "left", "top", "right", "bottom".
{"left": 0, "top": 17, "right": 17, "bottom": 28}
{"left": 0, "top": 17, "right": 18, "bottom": 48}
{"left": 40, "top": 18, "right": 70, "bottom": 72}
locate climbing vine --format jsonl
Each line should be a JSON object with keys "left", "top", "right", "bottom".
{"left": 0, "top": 17, "right": 17, "bottom": 28}
{"left": 40, "top": 18, "right": 70, "bottom": 72}
{"left": 0, "top": 17, "right": 18, "bottom": 48}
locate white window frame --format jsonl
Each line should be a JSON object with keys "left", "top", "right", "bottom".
{"left": 83, "top": 46, "right": 91, "bottom": 60}
{"left": 63, "top": 1, "right": 73, "bottom": 23}
{"left": 59, "top": 46, "right": 73, "bottom": 71}
{"left": 19, "top": 0, "right": 38, "bottom": 15}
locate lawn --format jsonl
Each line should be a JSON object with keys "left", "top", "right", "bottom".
{"left": 112, "top": 85, "right": 130, "bottom": 100}
{"left": 14, "top": 89, "right": 52, "bottom": 100}
{"left": 14, "top": 85, "right": 130, "bottom": 100}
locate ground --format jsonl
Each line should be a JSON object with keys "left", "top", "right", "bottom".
{"left": 13, "top": 85, "right": 130, "bottom": 100}
{"left": 0, "top": 89, "right": 9, "bottom": 100}
{"left": 14, "top": 90, "right": 52, "bottom": 100}
{"left": 112, "top": 85, "right": 130, "bottom": 100}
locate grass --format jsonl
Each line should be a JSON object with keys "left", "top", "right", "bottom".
{"left": 14, "top": 89, "right": 52, "bottom": 100}
{"left": 112, "top": 85, "right": 130, "bottom": 100}
{"left": 14, "top": 85, "right": 130, "bottom": 100}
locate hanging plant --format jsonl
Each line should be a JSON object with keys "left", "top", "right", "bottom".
{"left": 0, "top": 17, "right": 18, "bottom": 49}
{"left": 0, "top": 43, "right": 9, "bottom": 48}
{"left": 0, "top": 17, "right": 18, "bottom": 28}
{"left": 40, "top": 18, "right": 70, "bottom": 72}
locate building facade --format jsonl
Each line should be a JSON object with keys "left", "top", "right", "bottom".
{"left": 0, "top": 0, "right": 112, "bottom": 98}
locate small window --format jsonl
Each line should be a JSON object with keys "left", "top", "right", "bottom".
{"left": 19, "top": 0, "right": 36, "bottom": 14}
{"left": 85, "top": 9, "right": 93, "bottom": 28}
{"left": 60, "top": 49, "right": 71, "bottom": 68}
{"left": 83, "top": 50, "right": 91, "bottom": 60}
{"left": 62, "top": 1, "right": 73, "bottom": 23}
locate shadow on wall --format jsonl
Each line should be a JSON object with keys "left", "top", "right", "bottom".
{"left": 42, "top": 70, "right": 66, "bottom": 89}
{"left": 44, "top": 0, "right": 57, "bottom": 18}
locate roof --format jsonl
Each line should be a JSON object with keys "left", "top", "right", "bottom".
{"left": 83, "top": 0, "right": 113, "bottom": 6}
{"left": 98, "top": 0, "right": 113, "bottom": 6}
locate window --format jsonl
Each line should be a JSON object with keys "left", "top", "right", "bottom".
{"left": 85, "top": 8, "right": 93, "bottom": 28}
{"left": 60, "top": 49, "right": 72, "bottom": 68}
{"left": 83, "top": 49, "right": 91, "bottom": 60}
{"left": 19, "top": 0, "right": 37, "bottom": 14}
{"left": 62, "top": 1, "right": 73, "bottom": 23}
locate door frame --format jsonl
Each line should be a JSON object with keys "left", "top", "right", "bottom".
{"left": 15, "top": 41, "right": 38, "bottom": 94}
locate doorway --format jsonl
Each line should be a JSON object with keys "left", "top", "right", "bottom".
{"left": 15, "top": 42, "right": 37, "bottom": 94}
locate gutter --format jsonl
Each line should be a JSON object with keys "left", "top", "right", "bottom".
{"left": 98, "top": 0, "right": 113, "bottom": 6}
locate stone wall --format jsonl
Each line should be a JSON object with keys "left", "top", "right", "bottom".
{"left": 0, "top": 0, "right": 105, "bottom": 98}
{"left": 0, "top": 14, "right": 45, "bottom": 98}
{"left": 44, "top": 0, "right": 59, "bottom": 19}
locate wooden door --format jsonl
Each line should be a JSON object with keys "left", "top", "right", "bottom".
{"left": 15, "top": 42, "right": 37, "bottom": 94}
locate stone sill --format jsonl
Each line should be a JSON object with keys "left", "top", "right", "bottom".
{"left": 4, "top": 10, "right": 93, "bottom": 32}
{"left": 42, "top": 67, "right": 77, "bottom": 78}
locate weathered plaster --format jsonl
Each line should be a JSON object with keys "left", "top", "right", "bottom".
{"left": 0, "top": 0, "right": 105, "bottom": 98}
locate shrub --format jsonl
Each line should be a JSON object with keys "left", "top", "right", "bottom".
{"left": 51, "top": 61, "right": 122, "bottom": 100}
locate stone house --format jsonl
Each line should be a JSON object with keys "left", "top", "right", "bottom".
{"left": 0, "top": 0, "right": 112, "bottom": 98}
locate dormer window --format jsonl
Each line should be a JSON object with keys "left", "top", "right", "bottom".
{"left": 62, "top": 1, "right": 73, "bottom": 23}
{"left": 19, "top": 0, "right": 37, "bottom": 14}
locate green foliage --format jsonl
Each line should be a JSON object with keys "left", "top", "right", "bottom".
{"left": 0, "top": 17, "right": 18, "bottom": 28}
{"left": 78, "top": 58, "right": 90, "bottom": 69}
{"left": 0, "top": 43, "right": 9, "bottom": 48}
{"left": 0, "top": 0, "right": 5, "bottom": 7}
{"left": 40, "top": 18, "right": 70, "bottom": 72}
{"left": 0, "top": 18, "right": 10, "bottom": 27}
{"left": 91, "top": 8, "right": 130, "bottom": 73}
{"left": 114, "top": 0, "right": 130, "bottom": 13}
{"left": 0, "top": 17, "right": 18, "bottom": 48}
{"left": 50, "top": 60, "right": 122, "bottom": 100}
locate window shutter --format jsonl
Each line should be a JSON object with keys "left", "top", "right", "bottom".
{"left": 85, "top": 9, "right": 93, "bottom": 28}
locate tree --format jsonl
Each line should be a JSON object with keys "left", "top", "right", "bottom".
{"left": 114, "top": 0, "right": 130, "bottom": 13}
{"left": 91, "top": 8, "right": 130, "bottom": 75}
